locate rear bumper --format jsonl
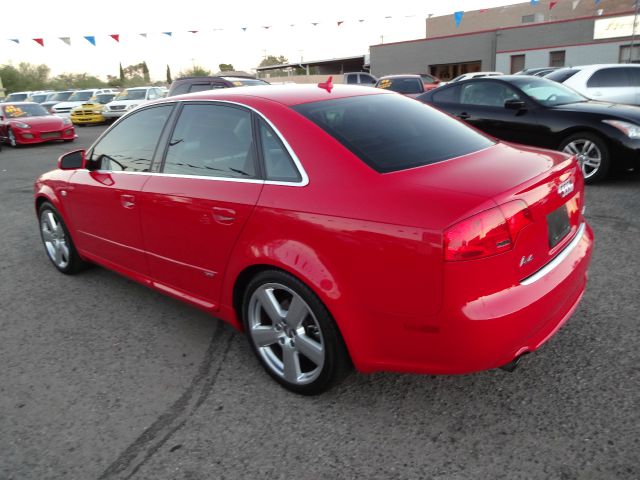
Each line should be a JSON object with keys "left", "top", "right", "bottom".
{"left": 355, "top": 222, "right": 594, "bottom": 374}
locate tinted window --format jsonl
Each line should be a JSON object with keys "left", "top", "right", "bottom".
{"left": 92, "top": 105, "right": 173, "bottom": 172}
{"left": 431, "top": 85, "right": 462, "bottom": 104}
{"left": 359, "top": 74, "right": 377, "bottom": 85}
{"left": 163, "top": 103, "right": 256, "bottom": 179}
{"left": 377, "top": 78, "right": 423, "bottom": 94}
{"left": 510, "top": 77, "right": 585, "bottom": 106}
{"left": 347, "top": 75, "right": 358, "bottom": 85}
{"left": 587, "top": 67, "right": 632, "bottom": 88}
{"left": 170, "top": 83, "right": 190, "bottom": 96}
{"left": 460, "top": 82, "right": 521, "bottom": 107}
{"left": 258, "top": 120, "right": 301, "bottom": 182}
{"left": 292, "top": 94, "right": 494, "bottom": 173}
{"left": 545, "top": 68, "right": 579, "bottom": 83}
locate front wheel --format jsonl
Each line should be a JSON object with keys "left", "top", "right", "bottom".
{"left": 560, "top": 132, "right": 610, "bottom": 183}
{"left": 243, "top": 270, "right": 351, "bottom": 395}
{"left": 8, "top": 128, "right": 18, "bottom": 147}
{"left": 38, "top": 202, "right": 87, "bottom": 274}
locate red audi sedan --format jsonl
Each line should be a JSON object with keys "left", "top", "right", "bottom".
{"left": 34, "top": 84, "right": 593, "bottom": 394}
{"left": 1, "top": 102, "right": 75, "bottom": 146}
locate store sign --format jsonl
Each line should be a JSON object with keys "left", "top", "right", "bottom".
{"left": 594, "top": 15, "right": 640, "bottom": 40}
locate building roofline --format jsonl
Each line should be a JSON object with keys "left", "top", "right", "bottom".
{"left": 256, "top": 55, "right": 365, "bottom": 71}
{"left": 370, "top": 9, "right": 635, "bottom": 49}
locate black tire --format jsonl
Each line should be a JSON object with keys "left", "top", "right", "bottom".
{"left": 38, "top": 202, "right": 87, "bottom": 274}
{"left": 242, "top": 269, "right": 351, "bottom": 395}
{"left": 560, "top": 132, "right": 610, "bottom": 184}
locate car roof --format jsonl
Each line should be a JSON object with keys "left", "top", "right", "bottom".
{"left": 571, "top": 64, "right": 640, "bottom": 70}
{"left": 1, "top": 101, "right": 39, "bottom": 106}
{"left": 378, "top": 74, "right": 421, "bottom": 80}
{"left": 169, "top": 83, "right": 387, "bottom": 107}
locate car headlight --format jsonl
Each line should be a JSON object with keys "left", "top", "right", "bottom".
{"left": 603, "top": 119, "right": 640, "bottom": 138}
{"left": 13, "top": 121, "right": 31, "bottom": 129}
{"left": 102, "top": 107, "right": 109, "bottom": 113}
{"left": 62, "top": 117, "right": 72, "bottom": 125}
{"left": 126, "top": 104, "right": 139, "bottom": 111}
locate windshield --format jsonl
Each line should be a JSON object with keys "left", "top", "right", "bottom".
{"left": 95, "top": 93, "right": 116, "bottom": 104}
{"left": 3, "top": 103, "right": 49, "bottom": 118}
{"left": 49, "top": 92, "right": 74, "bottom": 101}
{"left": 511, "top": 77, "right": 586, "bottom": 106}
{"left": 376, "top": 77, "right": 422, "bottom": 94}
{"left": 30, "top": 94, "right": 49, "bottom": 103}
{"left": 115, "top": 89, "right": 147, "bottom": 100}
{"left": 292, "top": 94, "right": 494, "bottom": 173}
{"left": 68, "top": 91, "right": 94, "bottom": 102}
{"left": 5, "top": 93, "right": 29, "bottom": 102}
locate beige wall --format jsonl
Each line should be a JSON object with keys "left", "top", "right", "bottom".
{"left": 426, "top": 0, "right": 636, "bottom": 38}
{"left": 260, "top": 74, "right": 345, "bottom": 84}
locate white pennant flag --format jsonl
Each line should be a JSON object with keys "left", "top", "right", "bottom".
{"left": 572, "top": 0, "right": 581, "bottom": 10}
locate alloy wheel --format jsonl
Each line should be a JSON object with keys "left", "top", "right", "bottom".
{"left": 8, "top": 129, "right": 17, "bottom": 147}
{"left": 247, "top": 283, "right": 325, "bottom": 386}
{"left": 40, "top": 210, "right": 70, "bottom": 269}
{"left": 562, "top": 139, "right": 601, "bottom": 180}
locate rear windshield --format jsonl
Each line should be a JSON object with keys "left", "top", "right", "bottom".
{"left": 545, "top": 69, "right": 579, "bottom": 83}
{"left": 292, "top": 94, "right": 494, "bottom": 173}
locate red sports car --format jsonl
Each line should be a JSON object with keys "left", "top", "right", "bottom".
{"left": 1, "top": 102, "right": 75, "bottom": 146}
{"left": 34, "top": 83, "right": 593, "bottom": 394}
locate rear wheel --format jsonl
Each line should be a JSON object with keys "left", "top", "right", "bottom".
{"left": 243, "top": 270, "right": 350, "bottom": 395}
{"left": 38, "top": 202, "right": 87, "bottom": 274}
{"left": 560, "top": 132, "right": 610, "bottom": 183}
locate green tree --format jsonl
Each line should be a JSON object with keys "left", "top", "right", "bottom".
{"left": 259, "top": 55, "right": 288, "bottom": 67}
{"left": 166, "top": 65, "right": 172, "bottom": 84}
{"left": 142, "top": 61, "right": 150, "bottom": 83}
{"left": 119, "top": 62, "right": 125, "bottom": 83}
{"left": 218, "top": 63, "right": 234, "bottom": 72}
{"left": 178, "top": 65, "right": 211, "bottom": 77}
{"left": 0, "top": 62, "right": 50, "bottom": 92}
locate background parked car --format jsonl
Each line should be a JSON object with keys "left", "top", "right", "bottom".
{"left": 2, "top": 91, "right": 34, "bottom": 103}
{"left": 168, "top": 75, "right": 270, "bottom": 96}
{"left": 26, "top": 91, "right": 54, "bottom": 104}
{"left": 546, "top": 64, "right": 640, "bottom": 105}
{"left": 102, "top": 87, "right": 164, "bottom": 120}
{"left": 418, "top": 73, "right": 442, "bottom": 90}
{"left": 418, "top": 75, "right": 640, "bottom": 182}
{"left": 0, "top": 102, "right": 75, "bottom": 146}
{"left": 515, "top": 67, "right": 560, "bottom": 77}
{"left": 52, "top": 89, "right": 117, "bottom": 117}
{"left": 375, "top": 74, "right": 426, "bottom": 97}
{"left": 447, "top": 71, "right": 503, "bottom": 84}
{"left": 343, "top": 72, "right": 378, "bottom": 85}
{"left": 70, "top": 92, "right": 117, "bottom": 126}
{"left": 41, "top": 90, "right": 76, "bottom": 113}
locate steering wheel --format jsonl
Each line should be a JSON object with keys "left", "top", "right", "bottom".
{"left": 546, "top": 94, "right": 558, "bottom": 102}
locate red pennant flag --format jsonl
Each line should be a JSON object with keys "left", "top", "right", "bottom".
{"left": 479, "top": 9, "right": 488, "bottom": 13}
{"left": 337, "top": 21, "right": 344, "bottom": 26}
{"left": 549, "top": 0, "right": 558, "bottom": 9}
{"left": 33, "top": 38, "right": 44, "bottom": 47}
{"left": 110, "top": 34, "right": 119, "bottom": 42}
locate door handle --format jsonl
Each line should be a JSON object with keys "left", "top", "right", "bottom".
{"left": 121, "top": 194, "right": 136, "bottom": 209}
{"left": 457, "top": 112, "right": 470, "bottom": 120}
{"left": 212, "top": 207, "right": 237, "bottom": 224}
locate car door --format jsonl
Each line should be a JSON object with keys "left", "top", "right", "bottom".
{"left": 64, "top": 104, "right": 174, "bottom": 276}
{"left": 584, "top": 67, "right": 638, "bottom": 105}
{"left": 430, "top": 80, "right": 540, "bottom": 145}
{"left": 140, "top": 102, "right": 263, "bottom": 309}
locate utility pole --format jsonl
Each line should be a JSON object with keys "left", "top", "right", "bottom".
{"left": 629, "top": 0, "right": 640, "bottom": 63}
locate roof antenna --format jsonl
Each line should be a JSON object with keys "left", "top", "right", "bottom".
{"left": 318, "top": 76, "right": 333, "bottom": 92}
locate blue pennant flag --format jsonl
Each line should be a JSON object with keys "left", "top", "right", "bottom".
{"left": 531, "top": 0, "right": 539, "bottom": 4}
{"left": 163, "top": 32, "right": 172, "bottom": 37}
{"left": 454, "top": 11, "right": 464, "bottom": 28}
{"left": 84, "top": 36, "right": 96, "bottom": 46}
{"left": 9, "top": 38, "right": 19, "bottom": 44}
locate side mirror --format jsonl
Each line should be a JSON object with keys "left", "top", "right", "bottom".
{"left": 505, "top": 99, "right": 526, "bottom": 110}
{"left": 58, "top": 149, "right": 86, "bottom": 170}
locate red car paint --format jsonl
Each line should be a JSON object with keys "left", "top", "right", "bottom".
{"left": 34, "top": 85, "right": 593, "bottom": 376}
{"left": 1, "top": 102, "right": 75, "bottom": 146}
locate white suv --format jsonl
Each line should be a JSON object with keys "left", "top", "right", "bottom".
{"left": 546, "top": 64, "right": 640, "bottom": 105}
{"left": 52, "top": 89, "right": 118, "bottom": 117}
{"left": 102, "top": 87, "right": 164, "bottom": 119}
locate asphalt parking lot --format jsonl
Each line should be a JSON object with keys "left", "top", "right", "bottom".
{"left": 0, "top": 125, "right": 639, "bottom": 480}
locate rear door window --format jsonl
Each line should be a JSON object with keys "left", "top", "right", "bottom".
{"left": 431, "top": 84, "right": 462, "bottom": 104}
{"left": 292, "top": 94, "right": 494, "bottom": 173}
{"left": 587, "top": 68, "right": 631, "bottom": 88}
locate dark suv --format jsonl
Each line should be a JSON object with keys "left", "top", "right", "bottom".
{"left": 167, "top": 76, "right": 270, "bottom": 97}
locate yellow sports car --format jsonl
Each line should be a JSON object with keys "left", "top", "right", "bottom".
{"left": 70, "top": 92, "right": 117, "bottom": 125}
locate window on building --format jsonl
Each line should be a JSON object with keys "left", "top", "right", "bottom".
{"left": 522, "top": 14, "right": 535, "bottom": 23}
{"left": 549, "top": 51, "right": 566, "bottom": 68}
{"left": 619, "top": 45, "right": 640, "bottom": 63}
{"left": 510, "top": 55, "right": 525, "bottom": 74}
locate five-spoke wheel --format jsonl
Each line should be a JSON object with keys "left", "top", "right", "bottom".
{"left": 561, "top": 132, "right": 609, "bottom": 183}
{"left": 38, "top": 202, "right": 86, "bottom": 274}
{"left": 243, "top": 270, "right": 350, "bottom": 395}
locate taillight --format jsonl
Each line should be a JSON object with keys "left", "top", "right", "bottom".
{"left": 444, "top": 200, "right": 532, "bottom": 261}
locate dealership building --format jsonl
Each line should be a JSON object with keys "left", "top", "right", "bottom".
{"left": 370, "top": 0, "right": 640, "bottom": 80}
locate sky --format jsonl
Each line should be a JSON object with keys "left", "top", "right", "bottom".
{"left": 1, "top": 0, "right": 522, "bottom": 81}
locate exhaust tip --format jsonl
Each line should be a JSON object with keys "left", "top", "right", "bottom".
{"left": 499, "top": 353, "right": 528, "bottom": 372}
